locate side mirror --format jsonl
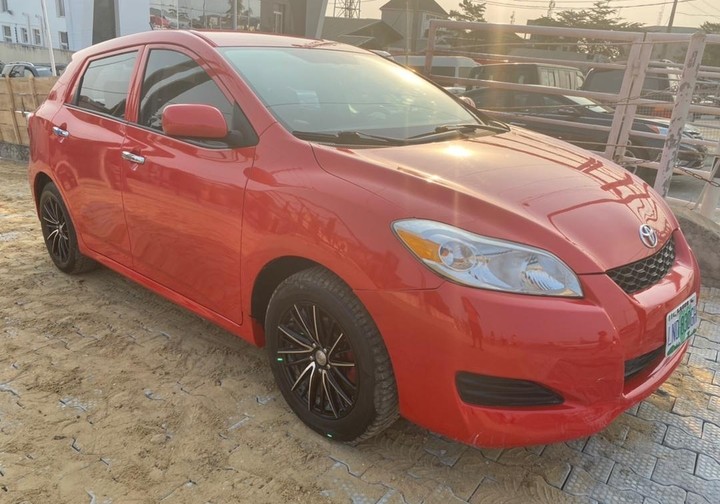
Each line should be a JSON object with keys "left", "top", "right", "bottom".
{"left": 162, "top": 104, "right": 228, "bottom": 139}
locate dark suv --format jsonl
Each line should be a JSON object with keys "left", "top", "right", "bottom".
{"left": 581, "top": 64, "right": 678, "bottom": 117}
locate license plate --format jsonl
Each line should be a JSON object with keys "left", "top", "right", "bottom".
{"left": 666, "top": 293, "right": 699, "bottom": 357}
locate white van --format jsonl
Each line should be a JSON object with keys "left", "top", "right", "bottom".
{"left": 398, "top": 55, "right": 480, "bottom": 85}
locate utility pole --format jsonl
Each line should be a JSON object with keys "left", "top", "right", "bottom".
{"left": 39, "top": 0, "right": 57, "bottom": 76}
{"left": 666, "top": 0, "right": 679, "bottom": 33}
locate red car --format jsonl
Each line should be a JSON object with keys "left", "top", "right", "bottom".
{"left": 28, "top": 30, "right": 700, "bottom": 448}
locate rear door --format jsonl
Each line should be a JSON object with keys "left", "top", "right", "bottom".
{"left": 120, "top": 46, "right": 256, "bottom": 323}
{"left": 48, "top": 50, "right": 140, "bottom": 266}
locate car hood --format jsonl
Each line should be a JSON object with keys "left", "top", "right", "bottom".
{"left": 312, "top": 128, "right": 676, "bottom": 274}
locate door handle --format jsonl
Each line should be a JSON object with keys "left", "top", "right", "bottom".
{"left": 52, "top": 126, "right": 69, "bottom": 138}
{"left": 121, "top": 151, "right": 145, "bottom": 165}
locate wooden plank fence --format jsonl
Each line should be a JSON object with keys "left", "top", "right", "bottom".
{"left": 0, "top": 76, "right": 58, "bottom": 146}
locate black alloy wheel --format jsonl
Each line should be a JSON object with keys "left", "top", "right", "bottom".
{"left": 266, "top": 267, "right": 398, "bottom": 443}
{"left": 38, "top": 182, "right": 96, "bottom": 274}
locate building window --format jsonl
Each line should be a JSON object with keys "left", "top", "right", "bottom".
{"left": 56, "top": 0, "right": 65, "bottom": 17}
{"left": 0, "top": 0, "right": 8, "bottom": 13}
{"left": 2, "top": 25, "right": 12, "bottom": 43}
{"left": 33, "top": 28, "right": 41, "bottom": 45}
{"left": 59, "top": 31, "right": 68, "bottom": 49}
{"left": 20, "top": 27, "right": 28, "bottom": 44}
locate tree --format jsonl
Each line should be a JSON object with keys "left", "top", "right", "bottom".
{"left": 531, "top": 1, "right": 643, "bottom": 59}
{"left": 448, "top": 0, "right": 486, "bottom": 23}
{"left": 700, "top": 22, "right": 720, "bottom": 68}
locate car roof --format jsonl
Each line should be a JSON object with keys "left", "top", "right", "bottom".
{"left": 72, "top": 30, "right": 367, "bottom": 61}
{"left": 477, "top": 63, "right": 582, "bottom": 70}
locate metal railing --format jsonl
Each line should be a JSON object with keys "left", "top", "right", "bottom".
{"left": 423, "top": 20, "right": 720, "bottom": 220}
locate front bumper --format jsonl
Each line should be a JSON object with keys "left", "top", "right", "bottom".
{"left": 357, "top": 229, "right": 699, "bottom": 447}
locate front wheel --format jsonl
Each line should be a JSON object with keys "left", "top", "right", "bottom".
{"left": 265, "top": 267, "right": 398, "bottom": 443}
{"left": 38, "top": 182, "right": 97, "bottom": 274}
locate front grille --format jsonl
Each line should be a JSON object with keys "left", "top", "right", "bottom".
{"left": 607, "top": 236, "right": 675, "bottom": 294}
{"left": 456, "top": 372, "right": 564, "bottom": 407}
{"left": 624, "top": 346, "right": 664, "bottom": 382}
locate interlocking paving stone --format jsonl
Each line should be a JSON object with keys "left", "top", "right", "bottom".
{"left": 688, "top": 347, "right": 719, "bottom": 361}
{"left": 542, "top": 443, "right": 615, "bottom": 483}
{"left": 695, "top": 454, "right": 720, "bottom": 480}
{"left": 637, "top": 402, "right": 704, "bottom": 437}
{"left": 702, "top": 421, "right": 720, "bottom": 444}
{"left": 685, "top": 492, "right": 712, "bottom": 504}
{"left": 497, "top": 447, "right": 572, "bottom": 489}
{"left": 621, "top": 431, "right": 697, "bottom": 474}
{"left": 318, "top": 462, "right": 387, "bottom": 504}
{"left": 672, "top": 398, "right": 720, "bottom": 426}
{"left": 663, "top": 426, "right": 720, "bottom": 463}
{"left": 651, "top": 459, "right": 720, "bottom": 497}
{"left": 692, "top": 336, "right": 720, "bottom": 353}
{"left": 423, "top": 435, "right": 467, "bottom": 467}
{"left": 563, "top": 467, "right": 644, "bottom": 503}
{"left": 607, "top": 464, "right": 686, "bottom": 504}
{"left": 584, "top": 437, "right": 657, "bottom": 478}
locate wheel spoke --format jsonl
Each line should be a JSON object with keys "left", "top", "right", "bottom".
{"left": 306, "top": 364, "right": 318, "bottom": 411}
{"left": 293, "top": 305, "right": 318, "bottom": 345}
{"left": 321, "top": 371, "right": 338, "bottom": 418}
{"left": 326, "top": 370, "right": 353, "bottom": 406}
{"left": 328, "top": 332, "right": 344, "bottom": 358}
{"left": 278, "top": 325, "right": 313, "bottom": 351}
{"left": 291, "top": 361, "right": 315, "bottom": 391}
{"left": 312, "top": 305, "right": 321, "bottom": 346}
{"left": 281, "top": 356, "right": 313, "bottom": 367}
{"left": 331, "top": 366, "right": 356, "bottom": 391}
{"left": 42, "top": 214, "right": 59, "bottom": 225}
{"left": 329, "top": 360, "right": 355, "bottom": 368}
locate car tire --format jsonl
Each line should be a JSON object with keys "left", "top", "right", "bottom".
{"left": 265, "top": 266, "right": 398, "bottom": 443}
{"left": 39, "top": 182, "right": 97, "bottom": 274}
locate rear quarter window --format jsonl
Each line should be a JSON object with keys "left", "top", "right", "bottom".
{"left": 75, "top": 51, "right": 138, "bottom": 119}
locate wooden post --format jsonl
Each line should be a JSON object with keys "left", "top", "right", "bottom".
{"left": 28, "top": 75, "right": 40, "bottom": 110}
{"left": 4, "top": 77, "right": 22, "bottom": 144}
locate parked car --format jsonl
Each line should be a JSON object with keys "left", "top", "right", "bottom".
{"left": 462, "top": 87, "right": 707, "bottom": 170}
{"left": 582, "top": 63, "right": 678, "bottom": 117}
{"left": 1, "top": 61, "right": 55, "bottom": 77}
{"left": 399, "top": 55, "right": 480, "bottom": 85}
{"left": 466, "top": 63, "right": 585, "bottom": 91}
{"left": 28, "top": 30, "right": 699, "bottom": 448}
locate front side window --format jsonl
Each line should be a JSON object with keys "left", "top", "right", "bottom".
{"left": 221, "top": 47, "right": 482, "bottom": 140}
{"left": 76, "top": 51, "right": 138, "bottom": 119}
{"left": 138, "top": 49, "right": 233, "bottom": 132}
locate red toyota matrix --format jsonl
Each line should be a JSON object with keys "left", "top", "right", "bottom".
{"left": 28, "top": 30, "right": 700, "bottom": 447}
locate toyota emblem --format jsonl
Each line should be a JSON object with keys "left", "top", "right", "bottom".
{"left": 639, "top": 224, "right": 658, "bottom": 248}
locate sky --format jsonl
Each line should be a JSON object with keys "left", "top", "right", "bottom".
{"left": 346, "top": 0, "right": 720, "bottom": 30}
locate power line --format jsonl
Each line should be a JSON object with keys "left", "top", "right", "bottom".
{"left": 483, "top": 0, "right": 694, "bottom": 9}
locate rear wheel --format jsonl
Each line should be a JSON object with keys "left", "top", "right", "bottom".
{"left": 265, "top": 267, "right": 398, "bottom": 443}
{"left": 39, "top": 182, "right": 97, "bottom": 274}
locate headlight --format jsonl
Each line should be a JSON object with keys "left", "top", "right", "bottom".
{"left": 393, "top": 219, "right": 583, "bottom": 297}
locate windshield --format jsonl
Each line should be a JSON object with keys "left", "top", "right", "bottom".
{"left": 220, "top": 47, "right": 485, "bottom": 141}
{"left": 564, "top": 95, "right": 613, "bottom": 114}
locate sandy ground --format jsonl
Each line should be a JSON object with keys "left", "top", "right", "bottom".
{"left": 2, "top": 159, "right": 720, "bottom": 504}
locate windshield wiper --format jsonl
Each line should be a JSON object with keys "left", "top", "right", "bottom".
{"left": 293, "top": 130, "right": 407, "bottom": 146}
{"left": 408, "top": 122, "right": 509, "bottom": 140}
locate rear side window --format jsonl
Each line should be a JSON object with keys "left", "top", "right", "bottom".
{"left": 76, "top": 51, "right": 138, "bottom": 119}
{"left": 138, "top": 49, "right": 233, "bottom": 131}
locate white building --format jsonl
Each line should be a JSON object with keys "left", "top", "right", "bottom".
{"left": 0, "top": 0, "right": 70, "bottom": 59}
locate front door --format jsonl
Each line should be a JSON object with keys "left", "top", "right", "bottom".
{"left": 121, "top": 47, "right": 255, "bottom": 323}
